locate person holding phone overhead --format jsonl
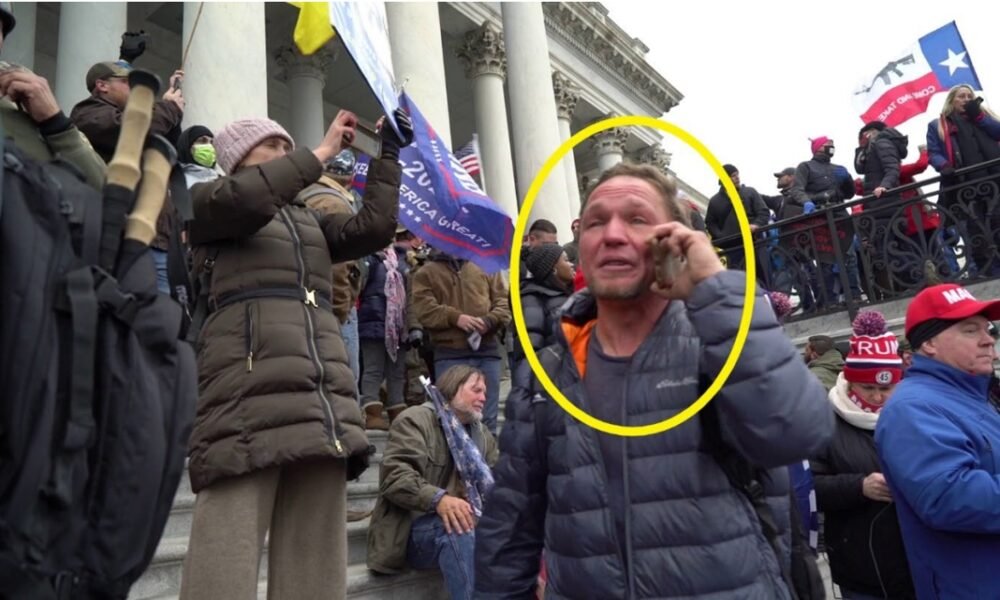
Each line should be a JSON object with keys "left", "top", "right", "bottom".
{"left": 179, "top": 107, "right": 412, "bottom": 600}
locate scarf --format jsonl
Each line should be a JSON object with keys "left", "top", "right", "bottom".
{"left": 828, "top": 372, "right": 880, "bottom": 430}
{"left": 422, "top": 379, "right": 494, "bottom": 518}
{"left": 944, "top": 113, "right": 1000, "bottom": 176}
{"left": 383, "top": 247, "right": 406, "bottom": 362}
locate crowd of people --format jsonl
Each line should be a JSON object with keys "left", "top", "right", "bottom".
{"left": 3, "top": 10, "right": 1000, "bottom": 599}
{"left": 700, "top": 86, "right": 1000, "bottom": 315}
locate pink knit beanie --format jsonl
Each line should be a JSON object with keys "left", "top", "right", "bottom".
{"left": 810, "top": 136, "right": 831, "bottom": 155}
{"left": 214, "top": 118, "right": 295, "bottom": 174}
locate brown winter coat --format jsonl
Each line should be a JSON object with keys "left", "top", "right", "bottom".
{"left": 186, "top": 148, "right": 401, "bottom": 492}
{"left": 366, "top": 403, "right": 498, "bottom": 574}
{"left": 70, "top": 94, "right": 184, "bottom": 249}
{"left": 410, "top": 255, "right": 511, "bottom": 351}
{"left": 302, "top": 173, "right": 365, "bottom": 323}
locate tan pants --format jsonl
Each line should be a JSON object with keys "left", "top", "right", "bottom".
{"left": 179, "top": 459, "right": 347, "bottom": 600}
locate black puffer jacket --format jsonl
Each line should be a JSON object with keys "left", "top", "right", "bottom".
{"left": 788, "top": 153, "right": 856, "bottom": 209}
{"left": 475, "top": 271, "right": 835, "bottom": 599}
{"left": 854, "top": 129, "right": 906, "bottom": 220}
{"left": 511, "top": 277, "right": 569, "bottom": 385}
{"left": 811, "top": 414, "right": 915, "bottom": 599}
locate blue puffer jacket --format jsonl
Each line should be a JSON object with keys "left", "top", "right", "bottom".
{"left": 357, "top": 246, "right": 409, "bottom": 340}
{"left": 474, "top": 271, "right": 835, "bottom": 599}
{"left": 875, "top": 354, "right": 1000, "bottom": 600}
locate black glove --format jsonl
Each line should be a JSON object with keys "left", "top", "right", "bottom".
{"left": 812, "top": 190, "right": 834, "bottom": 206}
{"left": 119, "top": 31, "right": 150, "bottom": 63}
{"left": 379, "top": 108, "right": 415, "bottom": 161}
{"left": 965, "top": 96, "right": 984, "bottom": 120}
{"left": 407, "top": 329, "right": 423, "bottom": 350}
{"left": 940, "top": 165, "right": 957, "bottom": 182}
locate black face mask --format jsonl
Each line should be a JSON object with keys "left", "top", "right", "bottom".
{"left": 825, "top": 146, "right": 836, "bottom": 157}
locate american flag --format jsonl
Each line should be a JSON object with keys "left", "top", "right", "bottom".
{"left": 454, "top": 134, "right": 481, "bottom": 177}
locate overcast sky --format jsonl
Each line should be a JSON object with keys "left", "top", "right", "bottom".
{"left": 604, "top": 1, "right": 999, "bottom": 200}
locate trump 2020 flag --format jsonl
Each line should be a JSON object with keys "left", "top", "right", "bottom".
{"left": 853, "top": 21, "right": 982, "bottom": 127}
{"left": 351, "top": 93, "right": 514, "bottom": 274}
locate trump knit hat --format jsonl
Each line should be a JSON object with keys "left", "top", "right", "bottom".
{"left": 843, "top": 311, "right": 902, "bottom": 386}
{"left": 214, "top": 118, "right": 295, "bottom": 174}
{"left": 905, "top": 284, "right": 1000, "bottom": 350}
{"left": 810, "top": 136, "right": 831, "bottom": 155}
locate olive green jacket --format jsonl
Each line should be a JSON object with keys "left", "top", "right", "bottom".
{"left": 367, "top": 403, "right": 498, "bottom": 574}
{"left": 1, "top": 98, "right": 105, "bottom": 189}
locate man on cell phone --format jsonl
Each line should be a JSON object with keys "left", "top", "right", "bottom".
{"left": 412, "top": 248, "right": 511, "bottom": 435}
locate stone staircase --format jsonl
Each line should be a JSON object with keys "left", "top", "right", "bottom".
{"left": 128, "top": 430, "right": 446, "bottom": 600}
{"left": 129, "top": 377, "right": 512, "bottom": 600}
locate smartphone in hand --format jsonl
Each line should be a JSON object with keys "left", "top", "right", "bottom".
{"left": 348, "top": 122, "right": 382, "bottom": 158}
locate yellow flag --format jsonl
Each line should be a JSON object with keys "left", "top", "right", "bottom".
{"left": 290, "top": 2, "right": 334, "bottom": 56}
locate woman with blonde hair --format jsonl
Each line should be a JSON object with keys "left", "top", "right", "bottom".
{"left": 926, "top": 84, "right": 1000, "bottom": 273}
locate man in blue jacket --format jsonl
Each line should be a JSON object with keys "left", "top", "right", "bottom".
{"left": 876, "top": 283, "right": 1000, "bottom": 599}
{"left": 474, "top": 162, "right": 834, "bottom": 599}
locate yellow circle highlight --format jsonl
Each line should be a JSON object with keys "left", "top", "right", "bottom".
{"left": 510, "top": 115, "right": 756, "bottom": 437}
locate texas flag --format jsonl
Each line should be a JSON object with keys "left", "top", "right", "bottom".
{"left": 853, "top": 21, "right": 982, "bottom": 127}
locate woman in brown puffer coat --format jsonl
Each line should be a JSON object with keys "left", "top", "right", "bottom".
{"left": 179, "top": 109, "right": 410, "bottom": 600}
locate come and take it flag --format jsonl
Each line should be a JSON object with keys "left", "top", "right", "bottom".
{"left": 853, "top": 21, "right": 982, "bottom": 127}
{"left": 351, "top": 93, "right": 514, "bottom": 274}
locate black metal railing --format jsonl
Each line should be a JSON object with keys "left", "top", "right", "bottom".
{"left": 714, "top": 157, "right": 1000, "bottom": 322}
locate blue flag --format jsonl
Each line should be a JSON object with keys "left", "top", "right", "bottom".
{"left": 352, "top": 93, "right": 514, "bottom": 274}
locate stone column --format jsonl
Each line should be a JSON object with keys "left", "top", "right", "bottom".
{"left": 182, "top": 2, "right": 268, "bottom": 134}
{"left": 593, "top": 125, "right": 629, "bottom": 173}
{"left": 55, "top": 3, "right": 127, "bottom": 109}
{"left": 636, "top": 144, "right": 673, "bottom": 175}
{"left": 274, "top": 45, "right": 334, "bottom": 148}
{"left": 5, "top": 2, "right": 37, "bottom": 70}
{"left": 553, "top": 71, "right": 582, "bottom": 218}
{"left": 386, "top": 3, "right": 452, "bottom": 148}
{"left": 501, "top": 2, "right": 571, "bottom": 242}
{"left": 456, "top": 22, "right": 518, "bottom": 220}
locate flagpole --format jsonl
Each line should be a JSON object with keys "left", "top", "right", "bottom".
{"left": 473, "top": 133, "right": 488, "bottom": 195}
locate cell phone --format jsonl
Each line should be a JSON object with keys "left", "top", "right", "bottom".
{"left": 467, "top": 330, "right": 482, "bottom": 352}
{"left": 348, "top": 122, "right": 381, "bottom": 158}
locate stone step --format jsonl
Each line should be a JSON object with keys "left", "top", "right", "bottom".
{"left": 136, "top": 557, "right": 444, "bottom": 600}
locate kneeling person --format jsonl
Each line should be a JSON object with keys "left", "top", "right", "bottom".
{"left": 367, "top": 365, "right": 498, "bottom": 600}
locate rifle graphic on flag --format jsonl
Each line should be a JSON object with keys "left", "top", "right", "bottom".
{"left": 853, "top": 21, "right": 983, "bottom": 127}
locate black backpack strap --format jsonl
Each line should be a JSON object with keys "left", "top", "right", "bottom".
{"left": 169, "top": 166, "right": 193, "bottom": 222}
{"left": 701, "top": 392, "right": 798, "bottom": 599}
{"left": 185, "top": 247, "right": 220, "bottom": 344}
{"left": 64, "top": 267, "right": 98, "bottom": 450}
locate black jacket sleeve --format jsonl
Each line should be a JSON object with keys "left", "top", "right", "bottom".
{"left": 810, "top": 455, "right": 868, "bottom": 512}
{"left": 745, "top": 187, "right": 770, "bottom": 227}
{"left": 320, "top": 156, "right": 401, "bottom": 262}
{"left": 474, "top": 374, "right": 550, "bottom": 598}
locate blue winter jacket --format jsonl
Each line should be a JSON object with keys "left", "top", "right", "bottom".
{"left": 357, "top": 246, "right": 409, "bottom": 340}
{"left": 474, "top": 271, "right": 835, "bottom": 599}
{"left": 875, "top": 354, "right": 1000, "bottom": 599}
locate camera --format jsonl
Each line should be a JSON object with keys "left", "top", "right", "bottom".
{"left": 120, "top": 30, "right": 151, "bottom": 63}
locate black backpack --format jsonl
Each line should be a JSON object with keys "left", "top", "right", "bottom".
{"left": 0, "top": 138, "right": 197, "bottom": 598}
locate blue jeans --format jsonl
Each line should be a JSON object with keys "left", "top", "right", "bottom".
{"left": 341, "top": 307, "right": 361, "bottom": 398}
{"left": 407, "top": 513, "right": 475, "bottom": 600}
{"left": 149, "top": 248, "right": 170, "bottom": 295}
{"left": 435, "top": 355, "right": 501, "bottom": 434}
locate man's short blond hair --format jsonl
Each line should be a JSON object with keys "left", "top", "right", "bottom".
{"left": 581, "top": 163, "right": 691, "bottom": 228}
